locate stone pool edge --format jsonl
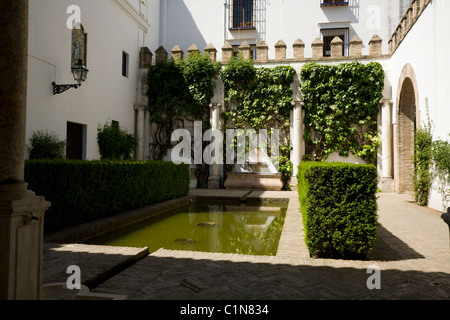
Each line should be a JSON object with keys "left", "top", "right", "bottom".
{"left": 44, "top": 189, "right": 305, "bottom": 259}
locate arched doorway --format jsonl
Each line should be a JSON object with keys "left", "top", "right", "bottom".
{"left": 394, "top": 64, "right": 420, "bottom": 194}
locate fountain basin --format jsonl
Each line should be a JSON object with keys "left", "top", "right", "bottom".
{"left": 224, "top": 172, "right": 283, "bottom": 190}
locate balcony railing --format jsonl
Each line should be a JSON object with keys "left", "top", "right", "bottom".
{"left": 321, "top": 1, "right": 349, "bottom": 7}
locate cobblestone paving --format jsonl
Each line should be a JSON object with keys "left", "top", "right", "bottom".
{"left": 43, "top": 191, "right": 450, "bottom": 300}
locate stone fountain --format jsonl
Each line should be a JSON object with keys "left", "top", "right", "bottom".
{"left": 224, "top": 147, "right": 283, "bottom": 190}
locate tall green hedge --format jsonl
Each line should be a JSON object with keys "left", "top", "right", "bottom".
{"left": 297, "top": 162, "right": 378, "bottom": 259}
{"left": 25, "top": 160, "right": 189, "bottom": 233}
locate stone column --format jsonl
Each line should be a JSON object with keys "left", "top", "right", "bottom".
{"left": 0, "top": 0, "right": 50, "bottom": 300}
{"left": 134, "top": 105, "right": 145, "bottom": 160}
{"left": 381, "top": 100, "right": 393, "bottom": 179}
{"left": 291, "top": 101, "right": 304, "bottom": 187}
{"left": 135, "top": 47, "right": 151, "bottom": 161}
{"left": 380, "top": 99, "right": 394, "bottom": 192}
{"left": 208, "top": 103, "right": 221, "bottom": 189}
{"left": 143, "top": 110, "right": 150, "bottom": 160}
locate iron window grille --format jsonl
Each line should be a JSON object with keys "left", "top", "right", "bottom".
{"left": 229, "top": 0, "right": 256, "bottom": 30}
{"left": 321, "top": 28, "right": 349, "bottom": 57}
{"left": 321, "top": 0, "right": 349, "bottom": 7}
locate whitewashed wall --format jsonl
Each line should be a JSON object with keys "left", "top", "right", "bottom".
{"left": 26, "top": 0, "right": 154, "bottom": 160}
{"left": 388, "top": 1, "right": 450, "bottom": 211}
{"left": 159, "top": 0, "right": 410, "bottom": 61}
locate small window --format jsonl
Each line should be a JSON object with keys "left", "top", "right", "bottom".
{"left": 122, "top": 51, "right": 129, "bottom": 78}
{"left": 321, "top": 28, "right": 349, "bottom": 57}
{"left": 232, "top": 0, "right": 254, "bottom": 29}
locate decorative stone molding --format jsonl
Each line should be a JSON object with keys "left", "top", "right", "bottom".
{"left": 349, "top": 35, "right": 363, "bottom": 58}
{"left": 187, "top": 44, "right": 200, "bottom": 55}
{"left": 330, "top": 36, "right": 343, "bottom": 58}
{"left": 221, "top": 42, "right": 234, "bottom": 63}
{"left": 292, "top": 39, "right": 305, "bottom": 59}
{"left": 311, "top": 38, "right": 324, "bottom": 59}
{"left": 171, "top": 45, "right": 184, "bottom": 61}
{"left": 369, "top": 34, "right": 382, "bottom": 57}
{"left": 239, "top": 41, "right": 252, "bottom": 59}
{"left": 256, "top": 40, "right": 269, "bottom": 62}
{"left": 388, "top": 0, "right": 432, "bottom": 55}
{"left": 155, "top": 46, "right": 168, "bottom": 63}
{"left": 139, "top": 47, "right": 153, "bottom": 68}
{"left": 159, "top": 32, "right": 394, "bottom": 65}
{"left": 204, "top": 43, "right": 217, "bottom": 61}
{"left": 275, "top": 40, "right": 287, "bottom": 60}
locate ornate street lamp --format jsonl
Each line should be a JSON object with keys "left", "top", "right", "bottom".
{"left": 52, "top": 59, "right": 89, "bottom": 95}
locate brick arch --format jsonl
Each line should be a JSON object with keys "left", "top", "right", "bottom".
{"left": 394, "top": 64, "right": 420, "bottom": 194}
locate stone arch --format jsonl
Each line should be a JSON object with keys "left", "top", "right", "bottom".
{"left": 394, "top": 64, "right": 420, "bottom": 193}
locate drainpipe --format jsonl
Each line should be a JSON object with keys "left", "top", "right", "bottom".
{"left": 442, "top": 207, "right": 450, "bottom": 250}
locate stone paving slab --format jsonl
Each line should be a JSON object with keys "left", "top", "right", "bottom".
{"left": 42, "top": 190, "right": 450, "bottom": 300}
{"left": 43, "top": 243, "right": 148, "bottom": 290}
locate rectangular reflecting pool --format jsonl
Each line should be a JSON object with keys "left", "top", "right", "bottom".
{"left": 86, "top": 200, "right": 287, "bottom": 256}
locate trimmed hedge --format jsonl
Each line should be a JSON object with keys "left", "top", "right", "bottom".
{"left": 297, "top": 162, "right": 378, "bottom": 259}
{"left": 25, "top": 160, "right": 189, "bottom": 233}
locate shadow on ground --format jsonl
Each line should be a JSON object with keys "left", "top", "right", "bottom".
{"left": 368, "top": 223, "right": 425, "bottom": 261}
{"left": 91, "top": 254, "right": 450, "bottom": 300}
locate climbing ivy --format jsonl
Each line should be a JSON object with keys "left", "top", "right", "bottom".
{"left": 412, "top": 103, "right": 433, "bottom": 206}
{"left": 413, "top": 100, "right": 450, "bottom": 208}
{"left": 300, "top": 61, "right": 384, "bottom": 164}
{"left": 146, "top": 53, "right": 221, "bottom": 161}
{"left": 432, "top": 135, "right": 450, "bottom": 209}
{"left": 222, "top": 55, "right": 296, "bottom": 188}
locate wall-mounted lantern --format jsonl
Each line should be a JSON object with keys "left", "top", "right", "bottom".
{"left": 52, "top": 59, "right": 89, "bottom": 95}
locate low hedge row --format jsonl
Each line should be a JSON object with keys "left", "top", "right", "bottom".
{"left": 25, "top": 160, "right": 189, "bottom": 233}
{"left": 297, "top": 161, "right": 378, "bottom": 259}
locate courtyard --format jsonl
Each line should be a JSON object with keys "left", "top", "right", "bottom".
{"left": 42, "top": 190, "right": 450, "bottom": 301}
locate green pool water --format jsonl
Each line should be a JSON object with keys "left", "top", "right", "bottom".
{"left": 87, "top": 200, "right": 287, "bottom": 256}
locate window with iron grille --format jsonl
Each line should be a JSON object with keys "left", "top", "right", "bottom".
{"left": 321, "top": 28, "right": 349, "bottom": 57}
{"left": 230, "top": 0, "right": 255, "bottom": 30}
{"left": 321, "top": 0, "right": 349, "bottom": 7}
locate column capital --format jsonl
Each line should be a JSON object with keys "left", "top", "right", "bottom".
{"left": 209, "top": 103, "right": 221, "bottom": 109}
{"left": 134, "top": 104, "right": 147, "bottom": 112}
{"left": 380, "top": 99, "right": 393, "bottom": 107}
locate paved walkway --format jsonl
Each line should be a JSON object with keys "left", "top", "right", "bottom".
{"left": 42, "top": 190, "right": 450, "bottom": 300}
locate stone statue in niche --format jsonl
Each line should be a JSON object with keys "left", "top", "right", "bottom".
{"left": 72, "top": 25, "right": 87, "bottom": 67}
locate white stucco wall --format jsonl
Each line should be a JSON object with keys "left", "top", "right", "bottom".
{"left": 159, "top": 0, "right": 409, "bottom": 61}
{"left": 388, "top": 1, "right": 450, "bottom": 211}
{"left": 26, "top": 0, "right": 155, "bottom": 160}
